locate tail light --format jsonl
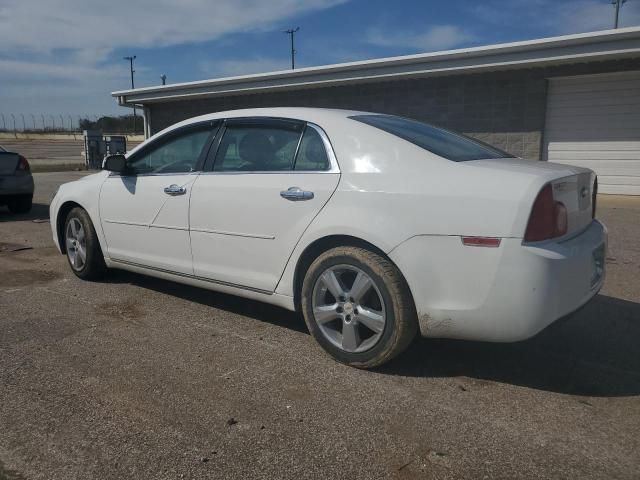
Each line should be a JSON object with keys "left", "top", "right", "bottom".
{"left": 16, "top": 155, "right": 30, "bottom": 174}
{"left": 592, "top": 177, "right": 598, "bottom": 219}
{"left": 524, "top": 184, "right": 567, "bottom": 242}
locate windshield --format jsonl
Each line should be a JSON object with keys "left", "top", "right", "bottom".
{"left": 350, "top": 114, "right": 515, "bottom": 162}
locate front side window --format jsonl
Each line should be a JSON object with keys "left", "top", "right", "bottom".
{"left": 213, "top": 125, "right": 302, "bottom": 172}
{"left": 350, "top": 114, "right": 515, "bottom": 162}
{"left": 128, "top": 128, "right": 213, "bottom": 174}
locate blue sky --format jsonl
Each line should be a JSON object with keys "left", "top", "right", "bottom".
{"left": 0, "top": 0, "right": 639, "bottom": 121}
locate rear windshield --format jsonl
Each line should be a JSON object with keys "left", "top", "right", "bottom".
{"left": 350, "top": 114, "right": 515, "bottom": 162}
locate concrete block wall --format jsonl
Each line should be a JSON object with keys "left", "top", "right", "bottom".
{"left": 148, "top": 58, "right": 640, "bottom": 160}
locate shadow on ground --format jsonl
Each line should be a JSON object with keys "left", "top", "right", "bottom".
{"left": 381, "top": 294, "right": 640, "bottom": 397}
{"left": 104, "top": 270, "right": 639, "bottom": 397}
{"left": 0, "top": 203, "right": 49, "bottom": 223}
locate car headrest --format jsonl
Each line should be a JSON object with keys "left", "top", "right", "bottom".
{"left": 238, "top": 131, "right": 274, "bottom": 167}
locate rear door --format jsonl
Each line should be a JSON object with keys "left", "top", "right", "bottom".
{"left": 100, "top": 121, "right": 219, "bottom": 274}
{"left": 189, "top": 118, "right": 340, "bottom": 292}
{"left": 0, "top": 151, "right": 19, "bottom": 175}
{"left": 0, "top": 151, "right": 20, "bottom": 192}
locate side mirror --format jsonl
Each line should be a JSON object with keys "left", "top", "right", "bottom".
{"left": 103, "top": 154, "right": 127, "bottom": 173}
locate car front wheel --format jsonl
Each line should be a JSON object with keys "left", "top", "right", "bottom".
{"left": 64, "top": 207, "right": 106, "bottom": 280}
{"left": 301, "top": 246, "right": 417, "bottom": 368}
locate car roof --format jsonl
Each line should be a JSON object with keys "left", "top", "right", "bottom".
{"left": 164, "top": 107, "right": 376, "bottom": 133}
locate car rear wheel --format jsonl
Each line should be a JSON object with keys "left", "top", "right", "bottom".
{"left": 301, "top": 246, "right": 417, "bottom": 368}
{"left": 64, "top": 207, "right": 106, "bottom": 280}
{"left": 7, "top": 194, "right": 32, "bottom": 214}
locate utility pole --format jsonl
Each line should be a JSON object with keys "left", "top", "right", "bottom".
{"left": 284, "top": 27, "right": 300, "bottom": 69}
{"left": 31, "top": 114, "right": 36, "bottom": 130}
{"left": 161, "top": 74, "right": 167, "bottom": 85}
{"left": 612, "top": 0, "right": 627, "bottom": 28}
{"left": 123, "top": 55, "right": 137, "bottom": 133}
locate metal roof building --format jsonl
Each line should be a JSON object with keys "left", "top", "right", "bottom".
{"left": 113, "top": 27, "right": 640, "bottom": 194}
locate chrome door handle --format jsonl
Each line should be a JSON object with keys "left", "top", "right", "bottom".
{"left": 280, "top": 186, "right": 314, "bottom": 201}
{"left": 164, "top": 184, "right": 186, "bottom": 196}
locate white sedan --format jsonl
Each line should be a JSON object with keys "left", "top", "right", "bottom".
{"left": 50, "top": 108, "right": 606, "bottom": 368}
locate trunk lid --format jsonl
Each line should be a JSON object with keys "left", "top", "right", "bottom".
{"left": 0, "top": 152, "right": 19, "bottom": 175}
{"left": 549, "top": 171, "right": 595, "bottom": 238}
{"left": 466, "top": 158, "right": 596, "bottom": 238}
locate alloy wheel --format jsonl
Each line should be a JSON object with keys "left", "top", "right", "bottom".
{"left": 312, "top": 264, "right": 386, "bottom": 353}
{"left": 66, "top": 217, "right": 87, "bottom": 271}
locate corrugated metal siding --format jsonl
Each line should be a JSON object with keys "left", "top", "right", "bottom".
{"left": 545, "top": 71, "right": 640, "bottom": 195}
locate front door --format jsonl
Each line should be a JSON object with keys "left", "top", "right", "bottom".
{"left": 100, "top": 122, "right": 217, "bottom": 274}
{"left": 189, "top": 119, "right": 340, "bottom": 292}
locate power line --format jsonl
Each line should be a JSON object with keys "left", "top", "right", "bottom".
{"left": 284, "top": 27, "right": 300, "bottom": 69}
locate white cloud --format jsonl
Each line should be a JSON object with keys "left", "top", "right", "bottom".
{"left": 472, "top": 0, "right": 640, "bottom": 34}
{"left": 0, "top": 58, "right": 131, "bottom": 115}
{"left": 199, "top": 57, "right": 291, "bottom": 77}
{"left": 366, "top": 25, "right": 475, "bottom": 52}
{"left": 0, "top": 0, "right": 348, "bottom": 53}
{"left": 0, "top": 0, "right": 349, "bottom": 115}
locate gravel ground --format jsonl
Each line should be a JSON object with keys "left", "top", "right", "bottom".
{"left": 0, "top": 172, "right": 639, "bottom": 480}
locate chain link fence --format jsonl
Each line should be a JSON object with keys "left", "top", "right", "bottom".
{"left": 0, "top": 113, "right": 143, "bottom": 134}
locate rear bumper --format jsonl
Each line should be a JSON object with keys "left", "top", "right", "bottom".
{"left": 0, "top": 175, "right": 34, "bottom": 198}
{"left": 390, "top": 220, "right": 607, "bottom": 342}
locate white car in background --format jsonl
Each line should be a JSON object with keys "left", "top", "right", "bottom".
{"left": 50, "top": 108, "right": 606, "bottom": 368}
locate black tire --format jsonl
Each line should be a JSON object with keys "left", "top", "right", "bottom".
{"left": 7, "top": 194, "right": 32, "bottom": 214}
{"left": 301, "top": 246, "right": 417, "bottom": 369}
{"left": 64, "top": 207, "right": 107, "bottom": 280}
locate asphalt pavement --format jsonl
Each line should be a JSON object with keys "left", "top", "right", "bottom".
{"left": 0, "top": 172, "right": 639, "bottom": 479}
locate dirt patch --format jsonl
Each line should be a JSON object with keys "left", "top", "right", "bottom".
{"left": 0, "top": 269, "right": 61, "bottom": 287}
{"left": 0, "top": 460, "right": 26, "bottom": 480}
{"left": 284, "top": 385, "right": 313, "bottom": 402}
{"left": 95, "top": 300, "right": 145, "bottom": 325}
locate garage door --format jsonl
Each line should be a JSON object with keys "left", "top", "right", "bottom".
{"left": 544, "top": 71, "right": 640, "bottom": 195}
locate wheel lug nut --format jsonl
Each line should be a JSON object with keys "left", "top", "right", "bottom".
{"left": 336, "top": 306, "right": 343, "bottom": 313}
{"left": 339, "top": 295, "right": 346, "bottom": 302}
{"left": 345, "top": 315, "right": 351, "bottom": 322}
{"left": 354, "top": 308, "right": 358, "bottom": 315}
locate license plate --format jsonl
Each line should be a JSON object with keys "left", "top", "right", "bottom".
{"left": 591, "top": 243, "right": 605, "bottom": 287}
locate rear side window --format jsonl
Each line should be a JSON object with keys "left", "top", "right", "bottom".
{"left": 214, "top": 125, "right": 302, "bottom": 172}
{"left": 294, "top": 126, "right": 330, "bottom": 171}
{"left": 350, "top": 114, "right": 515, "bottom": 161}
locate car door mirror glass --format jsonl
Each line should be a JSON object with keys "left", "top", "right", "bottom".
{"left": 103, "top": 154, "right": 127, "bottom": 173}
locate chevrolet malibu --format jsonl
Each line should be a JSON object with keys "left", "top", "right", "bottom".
{"left": 50, "top": 108, "right": 606, "bottom": 368}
